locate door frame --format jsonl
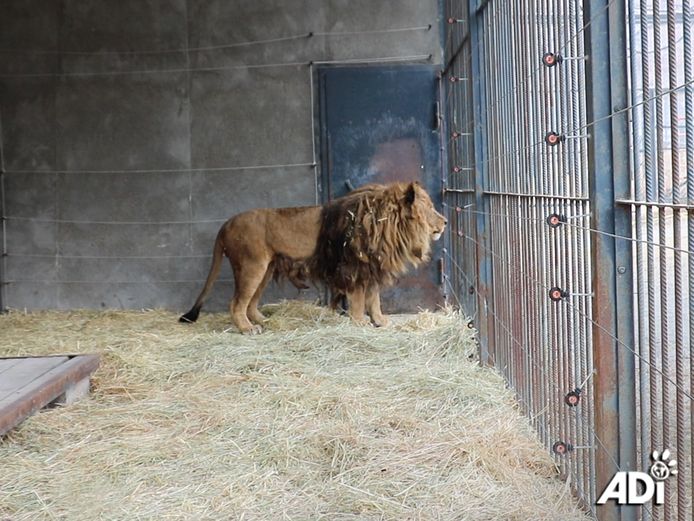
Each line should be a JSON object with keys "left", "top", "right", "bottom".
{"left": 313, "top": 62, "right": 442, "bottom": 205}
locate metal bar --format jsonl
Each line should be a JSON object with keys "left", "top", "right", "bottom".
{"left": 539, "top": 0, "right": 559, "bottom": 463}
{"left": 665, "top": 0, "right": 687, "bottom": 517}
{"left": 533, "top": 0, "right": 548, "bottom": 453}
{"left": 484, "top": 0, "right": 501, "bottom": 372}
{"left": 484, "top": 190, "right": 589, "bottom": 202}
{"left": 444, "top": 188, "right": 475, "bottom": 194}
{"left": 462, "top": 2, "right": 478, "bottom": 318}
{"left": 527, "top": 0, "right": 544, "bottom": 450}
{"left": 576, "top": 0, "right": 595, "bottom": 499}
{"left": 652, "top": 0, "right": 672, "bottom": 516}
{"left": 438, "top": 70, "right": 450, "bottom": 307}
{"left": 583, "top": 1, "right": 634, "bottom": 521}
{"left": 626, "top": 3, "right": 651, "bottom": 517}
{"left": 516, "top": 3, "right": 532, "bottom": 428}
{"left": 520, "top": 198, "right": 530, "bottom": 422}
{"left": 682, "top": 0, "right": 694, "bottom": 515}
{"left": 569, "top": 0, "right": 588, "bottom": 493}
{"left": 615, "top": 199, "right": 694, "bottom": 210}
{"left": 520, "top": 0, "right": 532, "bottom": 426}
{"left": 608, "top": 2, "right": 638, "bottom": 520}
{"left": 447, "top": 7, "right": 457, "bottom": 308}
{"left": 469, "top": 0, "right": 495, "bottom": 366}
{"left": 638, "top": 3, "right": 662, "bottom": 520}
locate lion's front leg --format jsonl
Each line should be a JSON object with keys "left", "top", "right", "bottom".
{"left": 347, "top": 287, "right": 369, "bottom": 326}
{"left": 365, "top": 283, "right": 389, "bottom": 327}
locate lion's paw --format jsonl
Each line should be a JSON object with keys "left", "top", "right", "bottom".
{"left": 372, "top": 315, "right": 390, "bottom": 328}
{"left": 351, "top": 316, "right": 370, "bottom": 327}
{"left": 241, "top": 324, "right": 263, "bottom": 335}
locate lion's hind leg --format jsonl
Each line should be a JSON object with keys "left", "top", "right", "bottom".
{"left": 247, "top": 265, "right": 273, "bottom": 325}
{"left": 230, "top": 259, "right": 270, "bottom": 335}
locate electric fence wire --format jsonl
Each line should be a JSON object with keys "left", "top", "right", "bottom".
{"left": 444, "top": 246, "right": 649, "bottom": 515}
{"left": 454, "top": 230, "right": 694, "bottom": 402}
{"left": 0, "top": 25, "right": 432, "bottom": 55}
{"left": 0, "top": 54, "right": 432, "bottom": 79}
{"left": 455, "top": 206, "right": 692, "bottom": 256}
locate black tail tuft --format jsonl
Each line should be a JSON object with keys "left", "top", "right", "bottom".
{"left": 179, "top": 305, "right": 201, "bottom": 323}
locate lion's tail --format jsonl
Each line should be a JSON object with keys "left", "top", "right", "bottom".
{"left": 179, "top": 230, "right": 225, "bottom": 324}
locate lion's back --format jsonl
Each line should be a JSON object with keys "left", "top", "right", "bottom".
{"left": 221, "top": 206, "right": 322, "bottom": 260}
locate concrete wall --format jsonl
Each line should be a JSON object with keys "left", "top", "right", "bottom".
{"left": 0, "top": 0, "right": 442, "bottom": 311}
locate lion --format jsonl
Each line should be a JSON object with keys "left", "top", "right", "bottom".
{"left": 179, "top": 206, "right": 322, "bottom": 334}
{"left": 179, "top": 182, "right": 446, "bottom": 334}
{"left": 309, "top": 181, "right": 447, "bottom": 327}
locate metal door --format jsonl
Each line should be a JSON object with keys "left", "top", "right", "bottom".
{"left": 317, "top": 64, "right": 443, "bottom": 313}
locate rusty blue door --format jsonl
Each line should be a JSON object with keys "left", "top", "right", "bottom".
{"left": 318, "top": 64, "right": 443, "bottom": 313}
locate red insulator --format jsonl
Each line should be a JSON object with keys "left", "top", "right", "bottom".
{"left": 552, "top": 441, "right": 573, "bottom": 455}
{"left": 542, "top": 52, "right": 562, "bottom": 67}
{"left": 564, "top": 390, "right": 581, "bottom": 407}
{"left": 546, "top": 213, "right": 565, "bottom": 228}
{"left": 549, "top": 287, "right": 567, "bottom": 302}
{"left": 545, "top": 131, "right": 563, "bottom": 146}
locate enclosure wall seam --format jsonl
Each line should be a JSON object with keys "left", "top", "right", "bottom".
{"left": 184, "top": 0, "right": 194, "bottom": 268}
{"left": 309, "top": 63, "right": 318, "bottom": 204}
{"left": 0, "top": 108, "right": 6, "bottom": 313}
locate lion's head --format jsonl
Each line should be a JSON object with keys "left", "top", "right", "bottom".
{"left": 310, "top": 181, "right": 447, "bottom": 292}
{"left": 405, "top": 182, "right": 447, "bottom": 242}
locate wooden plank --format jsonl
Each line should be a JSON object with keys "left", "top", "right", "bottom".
{"left": 1, "top": 355, "right": 81, "bottom": 359}
{"left": 0, "top": 358, "right": 24, "bottom": 378}
{"left": 0, "top": 357, "right": 69, "bottom": 402}
{"left": 0, "top": 354, "right": 100, "bottom": 436}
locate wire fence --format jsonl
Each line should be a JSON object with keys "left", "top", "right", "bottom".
{"left": 628, "top": 2, "right": 692, "bottom": 520}
{"left": 443, "top": 1, "right": 692, "bottom": 520}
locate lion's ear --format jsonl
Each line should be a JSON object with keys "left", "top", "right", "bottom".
{"left": 405, "top": 183, "right": 416, "bottom": 205}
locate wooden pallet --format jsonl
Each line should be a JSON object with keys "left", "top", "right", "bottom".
{"left": 0, "top": 354, "right": 100, "bottom": 436}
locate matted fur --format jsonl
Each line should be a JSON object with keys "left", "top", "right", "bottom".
{"left": 310, "top": 182, "right": 437, "bottom": 292}
{"left": 273, "top": 254, "right": 310, "bottom": 290}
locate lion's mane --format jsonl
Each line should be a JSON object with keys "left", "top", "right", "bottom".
{"left": 310, "top": 182, "right": 433, "bottom": 292}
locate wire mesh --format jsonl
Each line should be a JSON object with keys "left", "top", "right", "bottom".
{"left": 628, "top": 2, "right": 692, "bottom": 520}
{"left": 444, "top": 0, "right": 693, "bottom": 520}
{"left": 444, "top": 0, "right": 594, "bottom": 515}
{"left": 443, "top": 0, "right": 477, "bottom": 318}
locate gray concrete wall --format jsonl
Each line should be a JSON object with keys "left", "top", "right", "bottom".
{"left": 0, "top": 0, "right": 442, "bottom": 311}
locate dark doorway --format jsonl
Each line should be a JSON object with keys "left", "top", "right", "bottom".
{"left": 317, "top": 64, "right": 443, "bottom": 313}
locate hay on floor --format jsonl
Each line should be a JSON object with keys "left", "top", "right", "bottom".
{"left": 0, "top": 302, "right": 591, "bottom": 521}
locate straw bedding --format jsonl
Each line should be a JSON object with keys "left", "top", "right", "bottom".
{"left": 0, "top": 302, "right": 590, "bottom": 520}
